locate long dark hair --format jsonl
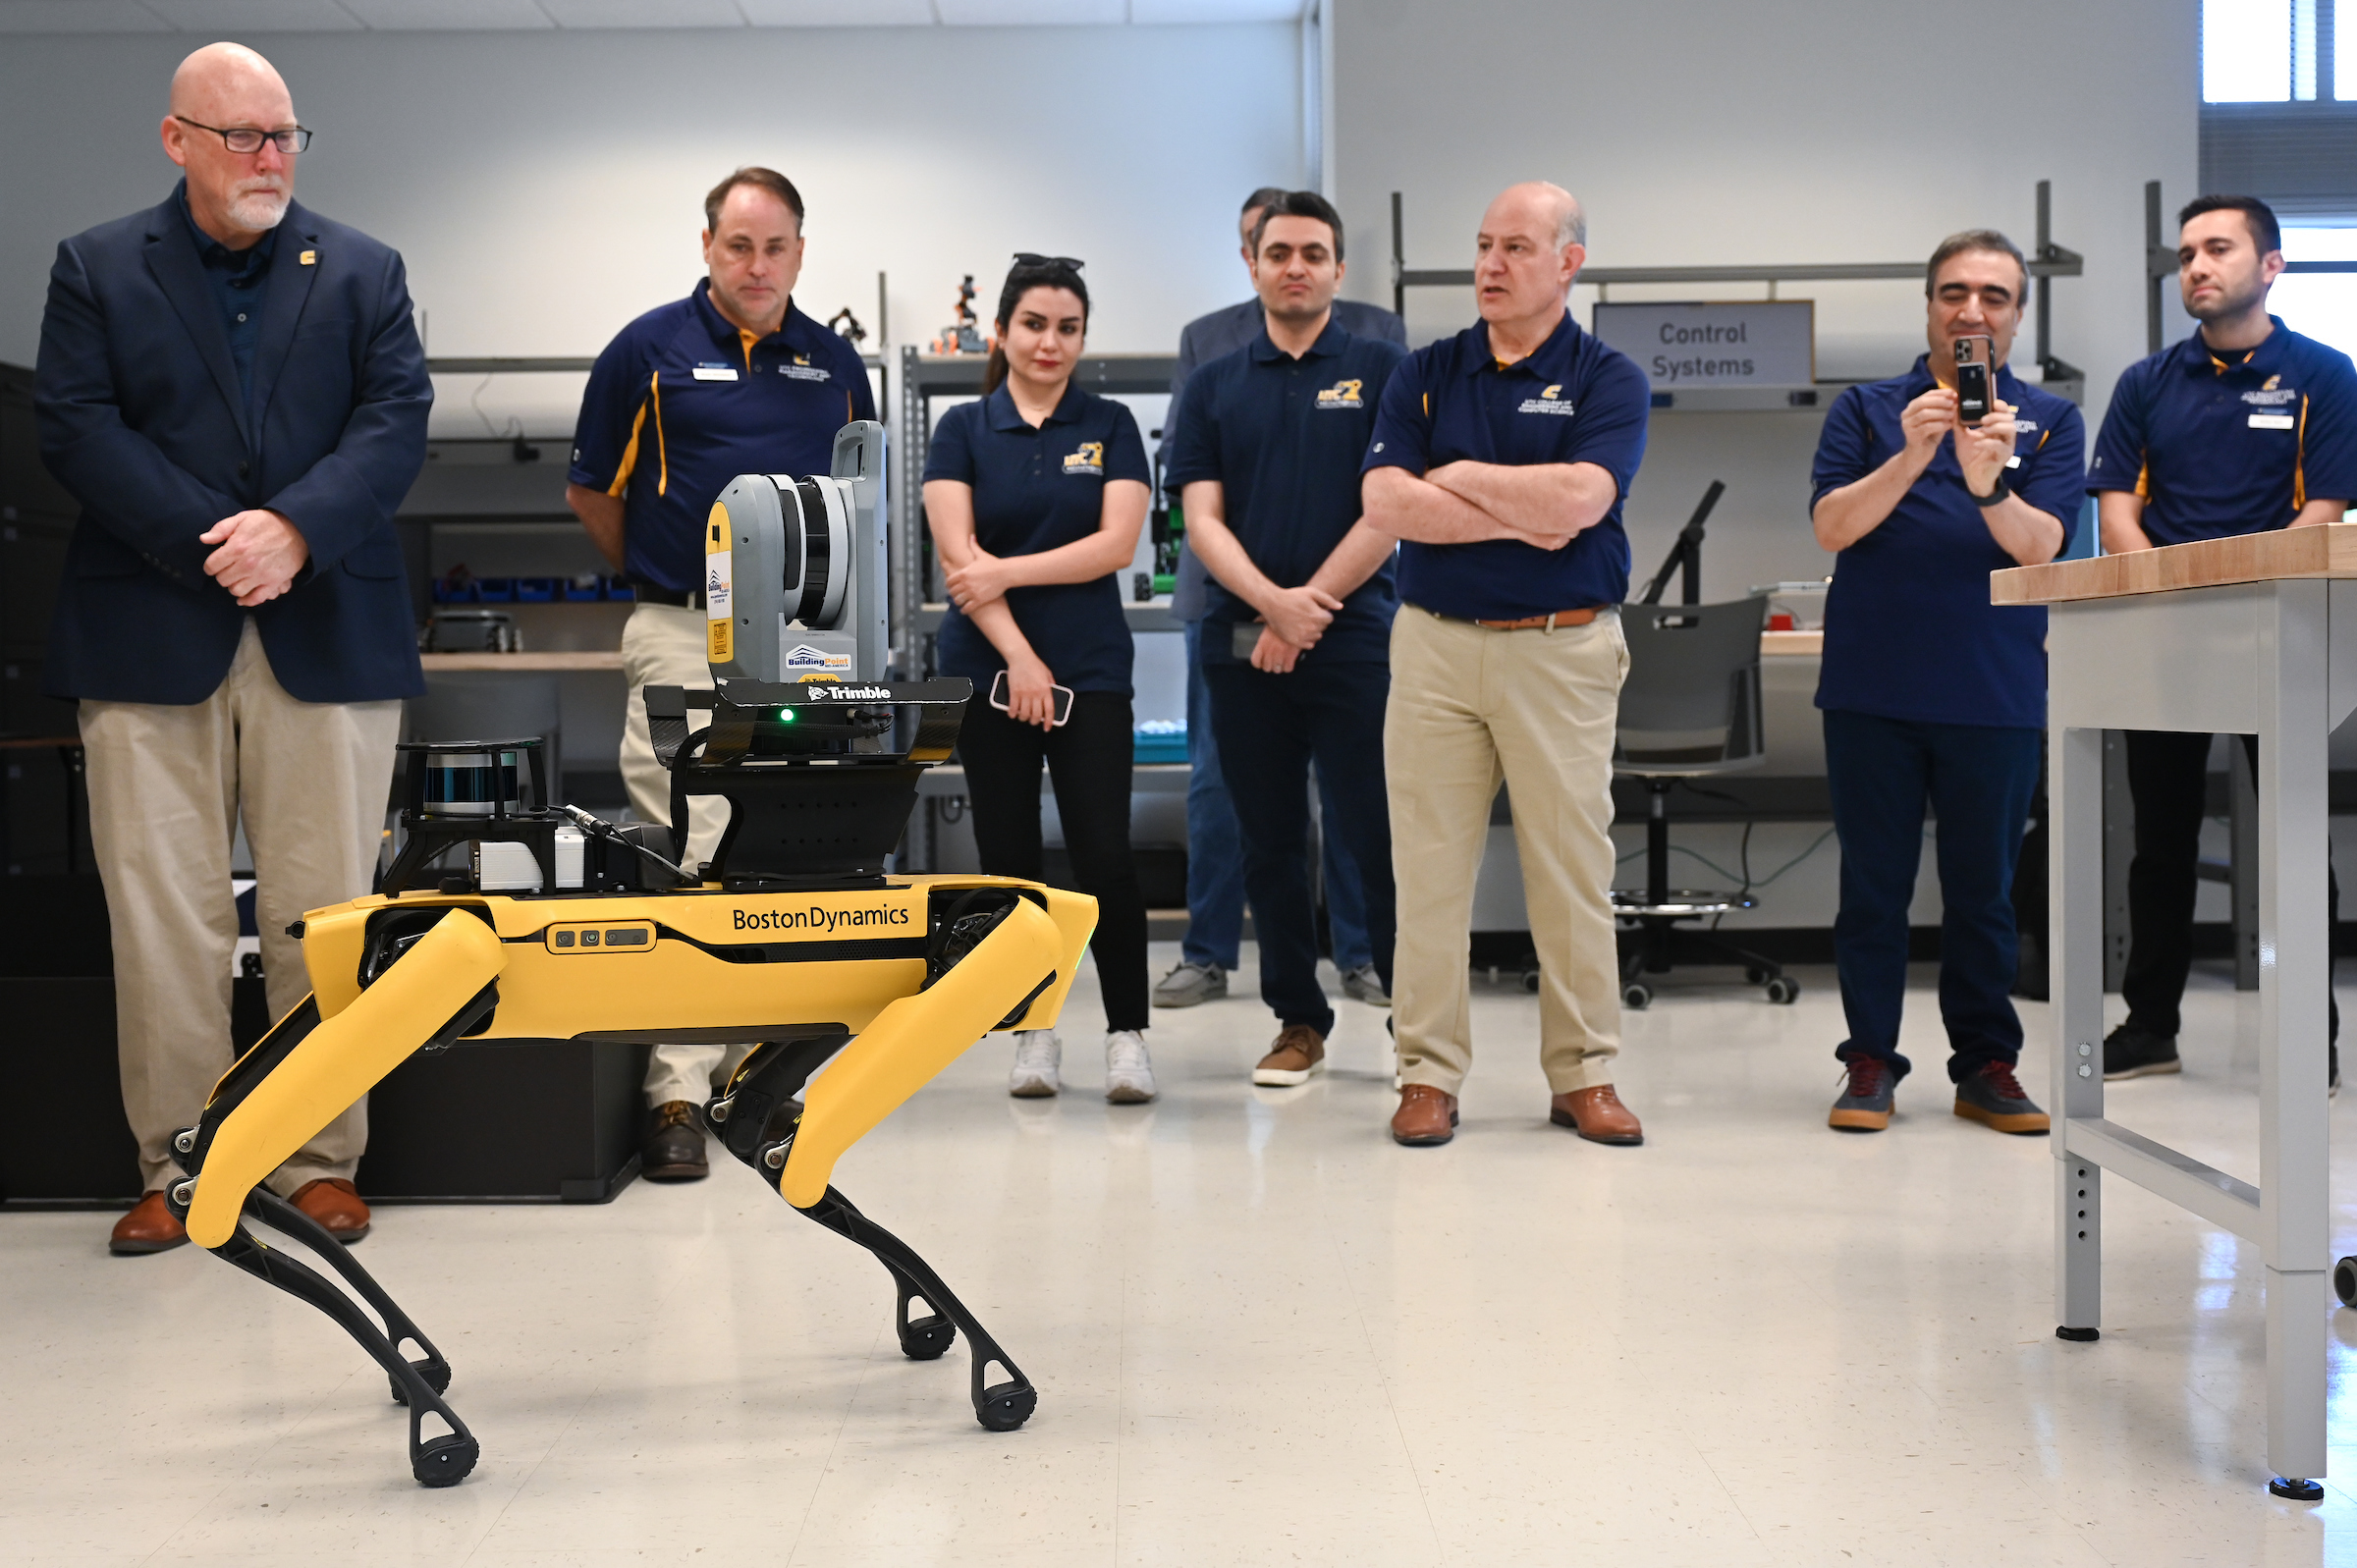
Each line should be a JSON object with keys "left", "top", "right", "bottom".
{"left": 981, "top": 256, "right": 1090, "bottom": 396}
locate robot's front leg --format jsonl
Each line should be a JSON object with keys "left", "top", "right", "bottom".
{"left": 169, "top": 908, "right": 506, "bottom": 1487}
{"left": 204, "top": 1199, "right": 482, "bottom": 1487}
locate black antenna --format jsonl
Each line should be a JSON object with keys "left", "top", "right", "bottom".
{"left": 1637, "top": 480, "right": 1726, "bottom": 606}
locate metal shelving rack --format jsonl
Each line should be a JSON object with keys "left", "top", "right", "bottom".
{"left": 893, "top": 349, "right": 1179, "bottom": 676}
{"left": 1388, "top": 179, "right": 2087, "bottom": 403}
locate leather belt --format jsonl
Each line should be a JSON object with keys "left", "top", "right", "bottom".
{"left": 632, "top": 582, "right": 706, "bottom": 610}
{"left": 1467, "top": 606, "right": 1605, "bottom": 630}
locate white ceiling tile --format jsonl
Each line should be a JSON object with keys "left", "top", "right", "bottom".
{"left": 139, "top": 0, "right": 366, "bottom": 29}
{"left": 933, "top": 0, "right": 1125, "bottom": 24}
{"left": 342, "top": 0, "right": 557, "bottom": 27}
{"left": 0, "top": 0, "right": 170, "bottom": 30}
{"left": 738, "top": 0, "right": 933, "bottom": 23}
{"left": 1130, "top": 0, "right": 1301, "bottom": 20}
{"left": 537, "top": 0, "right": 745, "bottom": 26}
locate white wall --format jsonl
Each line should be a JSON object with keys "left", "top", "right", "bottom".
{"left": 1330, "top": 0, "right": 2200, "bottom": 587}
{"left": 0, "top": 24, "right": 1304, "bottom": 376}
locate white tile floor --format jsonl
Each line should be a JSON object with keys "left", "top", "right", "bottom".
{"left": 11, "top": 946, "right": 2357, "bottom": 1565}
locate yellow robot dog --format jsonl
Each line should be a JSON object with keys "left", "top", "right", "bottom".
{"left": 160, "top": 427, "right": 1096, "bottom": 1487}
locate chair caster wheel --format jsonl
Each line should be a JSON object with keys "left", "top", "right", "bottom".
{"left": 1620, "top": 983, "right": 1652, "bottom": 1011}
{"left": 2335, "top": 1256, "right": 2357, "bottom": 1308}
{"left": 1745, "top": 966, "right": 1769, "bottom": 985}
{"left": 412, "top": 1433, "right": 478, "bottom": 1487}
{"left": 1764, "top": 976, "right": 1800, "bottom": 1004}
{"left": 900, "top": 1314, "right": 957, "bottom": 1362}
{"left": 1519, "top": 969, "right": 1541, "bottom": 994}
{"left": 976, "top": 1380, "right": 1037, "bottom": 1432}
{"left": 2271, "top": 1476, "right": 2325, "bottom": 1501}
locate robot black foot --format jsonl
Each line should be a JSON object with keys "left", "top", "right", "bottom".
{"left": 2271, "top": 1476, "right": 2326, "bottom": 1501}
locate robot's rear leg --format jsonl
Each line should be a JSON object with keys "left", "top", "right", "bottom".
{"left": 204, "top": 1196, "right": 479, "bottom": 1487}
{"left": 798, "top": 1185, "right": 1037, "bottom": 1433}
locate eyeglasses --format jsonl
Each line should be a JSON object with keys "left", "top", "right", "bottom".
{"left": 1013, "top": 252, "right": 1084, "bottom": 271}
{"left": 175, "top": 116, "right": 312, "bottom": 155}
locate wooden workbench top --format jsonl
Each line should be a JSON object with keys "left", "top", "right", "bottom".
{"left": 1991, "top": 523, "right": 2357, "bottom": 606}
{"left": 418, "top": 651, "right": 626, "bottom": 672}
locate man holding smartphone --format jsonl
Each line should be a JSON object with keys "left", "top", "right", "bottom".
{"left": 2090, "top": 194, "right": 2357, "bottom": 1086}
{"left": 1165, "top": 190, "right": 1405, "bottom": 1087}
{"left": 1812, "top": 230, "right": 2084, "bottom": 1135}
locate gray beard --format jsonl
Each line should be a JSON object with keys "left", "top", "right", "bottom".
{"left": 227, "top": 188, "right": 290, "bottom": 232}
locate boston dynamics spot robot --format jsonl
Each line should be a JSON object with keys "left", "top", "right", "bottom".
{"left": 161, "top": 423, "right": 1095, "bottom": 1487}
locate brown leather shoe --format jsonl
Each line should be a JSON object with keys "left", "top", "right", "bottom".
{"left": 1550, "top": 1085, "right": 1644, "bottom": 1146}
{"left": 109, "top": 1190, "right": 189, "bottom": 1256}
{"left": 1391, "top": 1084, "right": 1458, "bottom": 1146}
{"left": 1252, "top": 1024, "right": 1327, "bottom": 1087}
{"left": 642, "top": 1100, "right": 710, "bottom": 1182}
{"left": 289, "top": 1177, "right": 372, "bottom": 1243}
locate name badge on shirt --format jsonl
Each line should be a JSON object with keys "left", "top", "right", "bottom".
{"left": 2250, "top": 412, "right": 2296, "bottom": 430}
{"left": 692, "top": 363, "right": 740, "bottom": 382}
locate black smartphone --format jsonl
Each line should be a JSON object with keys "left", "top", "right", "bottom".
{"left": 988, "top": 668, "right": 1073, "bottom": 727}
{"left": 1953, "top": 335, "right": 1995, "bottom": 425}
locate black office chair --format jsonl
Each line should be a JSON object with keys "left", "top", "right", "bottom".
{"left": 1610, "top": 482, "right": 1795, "bottom": 1009}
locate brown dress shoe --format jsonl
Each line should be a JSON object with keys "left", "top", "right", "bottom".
{"left": 109, "top": 1190, "right": 189, "bottom": 1256}
{"left": 1252, "top": 1024, "right": 1327, "bottom": 1086}
{"left": 289, "top": 1177, "right": 372, "bottom": 1243}
{"left": 642, "top": 1100, "right": 710, "bottom": 1182}
{"left": 1550, "top": 1085, "right": 1644, "bottom": 1146}
{"left": 1391, "top": 1084, "right": 1458, "bottom": 1146}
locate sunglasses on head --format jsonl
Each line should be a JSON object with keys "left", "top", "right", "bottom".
{"left": 1013, "top": 252, "right": 1085, "bottom": 271}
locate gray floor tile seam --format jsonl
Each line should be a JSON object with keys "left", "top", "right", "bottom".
{"left": 122, "top": 1368, "right": 412, "bottom": 1568}
{"left": 776, "top": 1304, "right": 895, "bottom": 1568}
{"left": 1302, "top": 1162, "right": 1492, "bottom": 1568}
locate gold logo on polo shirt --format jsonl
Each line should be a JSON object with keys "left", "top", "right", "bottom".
{"left": 1315, "top": 379, "right": 1364, "bottom": 407}
{"left": 1064, "top": 442, "right": 1105, "bottom": 474}
{"left": 1518, "top": 383, "right": 1577, "bottom": 415}
{"left": 1541, "top": 384, "right": 1562, "bottom": 399}
{"left": 2265, "top": 374, "right": 2281, "bottom": 391}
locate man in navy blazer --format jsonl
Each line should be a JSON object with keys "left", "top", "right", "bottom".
{"left": 34, "top": 42, "right": 429, "bottom": 1256}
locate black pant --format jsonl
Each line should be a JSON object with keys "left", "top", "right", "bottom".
{"left": 1204, "top": 658, "right": 1396, "bottom": 1037}
{"left": 957, "top": 690, "right": 1148, "bottom": 1032}
{"left": 1824, "top": 710, "right": 2041, "bottom": 1084}
{"left": 2121, "top": 730, "right": 2338, "bottom": 1043}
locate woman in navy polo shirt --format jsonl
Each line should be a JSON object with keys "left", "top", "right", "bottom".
{"left": 923, "top": 255, "right": 1155, "bottom": 1104}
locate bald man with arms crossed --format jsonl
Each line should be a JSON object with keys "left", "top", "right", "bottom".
{"left": 36, "top": 43, "right": 431, "bottom": 1253}
{"left": 1361, "top": 182, "right": 1650, "bottom": 1149}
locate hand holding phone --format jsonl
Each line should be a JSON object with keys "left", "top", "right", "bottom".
{"left": 990, "top": 667, "right": 1073, "bottom": 730}
{"left": 1952, "top": 335, "right": 1996, "bottom": 426}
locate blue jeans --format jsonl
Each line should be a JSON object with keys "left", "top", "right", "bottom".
{"left": 1205, "top": 657, "right": 1395, "bottom": 1036}
{"left": 1824, "top": 709, "right": 2041, "bottom": 1085}
{"left": 1181, "top": 621, "right": 1373, "bottom": 971}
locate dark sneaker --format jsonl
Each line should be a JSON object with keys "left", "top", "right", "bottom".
{"left": 1152, "top": 962, "right": 1228, "bottom": 1008}
{"left": 1829, "top": 1055, "right": 1895, "bottom": 1132}
{"left": 2102, "top": 1023, "right": 2180, "bottom": 1081}
{"left": 1953, "top": 1061, "right": 2051, "bottom": 1135}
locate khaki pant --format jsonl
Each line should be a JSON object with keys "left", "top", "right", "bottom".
{"left": 618, "top": 602, "right": 745, "bottom": 1108}
{"left": 1385, "top": 606, "right": 1628, "bottom": 1096}
{"left": 81, "top": 619, "right": 402, "bottom": 1193}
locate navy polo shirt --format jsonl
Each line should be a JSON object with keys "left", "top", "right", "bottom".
{"left": 923, "top": 383, "right": 1150, "bottom": 694}
{"left": 1361, "top": 311, "right": 1650, "bottom": 620}
{"left": 569, "top": 281, "right": 876, "bottom": 592}
{"left": 1164, "top": 320, "right": 1406, "bottom": 665}
{"left": 2088, "top": 317, "right": 2357, "bottom": 543}
{"left": 178, "top": 182, "right": 278, "bottom": 409}
{"left": 1812, "top": 357, "right": 2086, "bottom": 730}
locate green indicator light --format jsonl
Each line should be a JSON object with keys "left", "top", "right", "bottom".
{"left": 773, "top": 707, "right": 797, "bottom": 722}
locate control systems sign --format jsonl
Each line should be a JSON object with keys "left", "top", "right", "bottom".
{"left": 1592, "top": 300, "right": 1815, "bottom": 390}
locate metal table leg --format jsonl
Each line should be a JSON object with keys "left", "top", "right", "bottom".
{"left": 2260, "top": 582, "right": 2330, "bottom": 1498}
{"left": 2054, "top": 721, "right": 2105, "bottom": 1340}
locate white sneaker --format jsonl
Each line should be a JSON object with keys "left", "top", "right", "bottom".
{"left": 1009, "top": 1030, "right": 1061, "bottom": 1098}
{"left": 1104, "top": 1030, "right": 1157, "bottom": 1104}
